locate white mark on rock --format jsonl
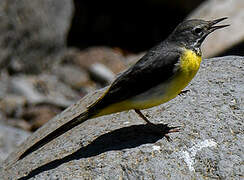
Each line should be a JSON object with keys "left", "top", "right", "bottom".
{"left": 152, "top": 145, "right": 161, "bottom": 151}
{"left": 180, "top": 139, "right": 217, "bottom": 172}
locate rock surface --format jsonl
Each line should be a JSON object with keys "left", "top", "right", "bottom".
{"left": 0, "top": 124, "right": 30, "bottom": 164}
{"left": 0, "top": 56, "right": 243, "bottom": 179}
{"left": 10, "top": 74, "right": 80, "bottom": 107}
{"left": 188, "top": 0, "right": 244, "bottom": 57}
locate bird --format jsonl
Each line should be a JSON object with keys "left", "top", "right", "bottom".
{"left": 18, "top": 17, "right": 229, "bottom": 160}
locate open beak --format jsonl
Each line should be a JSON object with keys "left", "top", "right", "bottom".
{"left": 208, "top": 17, "right": 230, "bottom": 33}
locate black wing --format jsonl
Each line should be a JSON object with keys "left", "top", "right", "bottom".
{"left": 90, "top": 42, "right": 182, "bottom": 111}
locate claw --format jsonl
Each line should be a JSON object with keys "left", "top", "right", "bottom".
{"left": 165, "top": 126, "right": 180, "bottom": 141}
{"left": 179, "top": 89, "right": 190, "bottom": 96}
{"left": 168, "top": 127, "right": 180, "bottom": 133}
{"left": 164, "top": 134, "right": 172, "bottom": 142}
{"left": 146, "top": 123, "right": 181, "bottom": 141}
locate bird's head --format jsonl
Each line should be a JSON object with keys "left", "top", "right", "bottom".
{"left": 168, "top": 17, "right": 229, "bottom": 54}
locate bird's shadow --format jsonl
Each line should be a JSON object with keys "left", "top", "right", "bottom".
{"left": 18, "top": 123, "right": 175, "bottom": 180}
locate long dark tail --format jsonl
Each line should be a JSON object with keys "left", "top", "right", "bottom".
{"left": 18, "top": 111, "right": 92, "bottom": 160}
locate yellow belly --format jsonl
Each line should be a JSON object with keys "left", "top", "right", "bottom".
{"left": 95, "top": 49, "right": 202, "bottom": 117}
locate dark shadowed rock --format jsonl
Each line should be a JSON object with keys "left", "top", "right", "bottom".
{"left": 0, "top": 56, "right": 243, "bottom": 179}
{"left": 0, "top": 0, "right": 74, "bottom": 73}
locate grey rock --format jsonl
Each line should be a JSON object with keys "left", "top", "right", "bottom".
{"left": 0, "top": 71, "right": 9, "bottom": 98}
{"left": 0, "top": 95, "right": 27, "bottom": 116}
{"left": 63, "top": 47, "right": 127, "bottom": 86}
{"left": 89, "top": 63, "right": 116, "bottom": 85}
{"left": 52, "top": 64, "right": 91, "bottom": 90}
{"left": 188, "top": 0, "right": 244, "bottom": 57}
{"left": 5, "top": 118, "right": 32, "bottom": 132}
{"left": 10, "top": 74, "right": 80, "bottom": 107}
{"left": 0, "top": 56, "right": 243, "bottom": 179}
{"left": 0, "top": 124, "right": 30, "bottom": 165}
{"left": 0, "top": 112, "right": 7, "bottom": 125}
{"left": 0, "top": 0, "right": 74, "bottom": 73}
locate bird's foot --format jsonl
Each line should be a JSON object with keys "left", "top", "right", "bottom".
{"left": 134, "top": 109, "right": 180, "bottom": 141}
{"left": 146, "top": 123, "right": 180, "bottom": 141}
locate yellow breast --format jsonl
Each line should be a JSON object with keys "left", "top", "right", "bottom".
{"left": 165, "top": 49, "right": 202, "bottom": 97}
{"left": 180, "top": 49, "right": 202, "bottom": 75}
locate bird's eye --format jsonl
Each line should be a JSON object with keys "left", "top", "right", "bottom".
{"left": 194, "top": 27, "right": 202, "bottom": 35}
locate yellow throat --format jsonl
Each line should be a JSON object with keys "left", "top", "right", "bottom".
{"left": 180, "top": 48, "right": 202, "bottom": 75}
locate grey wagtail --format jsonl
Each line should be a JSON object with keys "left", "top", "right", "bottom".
{"left": 18, "top": 17, "right": 229, "bottom": 160}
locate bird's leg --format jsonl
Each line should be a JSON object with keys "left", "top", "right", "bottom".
{"left": 178, "top": 89, "right": 190, "bottom": 96}
{"left": 134, "top": 109, "right": 180, "bottom": 141}
{"left": 134, "top": 109, "right": 152, "bottom": 124}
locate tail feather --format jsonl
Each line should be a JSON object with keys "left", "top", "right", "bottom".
{"left": 18, "top": 111, "right": 91, "bottom": 160}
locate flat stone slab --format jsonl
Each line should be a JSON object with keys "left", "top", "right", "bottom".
{"left": 1, "top": 56, "right": 243, "bottom": 179}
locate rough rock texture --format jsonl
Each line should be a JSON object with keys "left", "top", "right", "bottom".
{"left": 0, "top": 0, "right": 73, "bottom": 73}
{"left": 188, "top": 0, "right": 244, "bottom": 57}
{"left": 0, "top": 56, "right": 243, "bottom": 179}
{"left": 0, "top": 124, "right": 30, "bottom": 164}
